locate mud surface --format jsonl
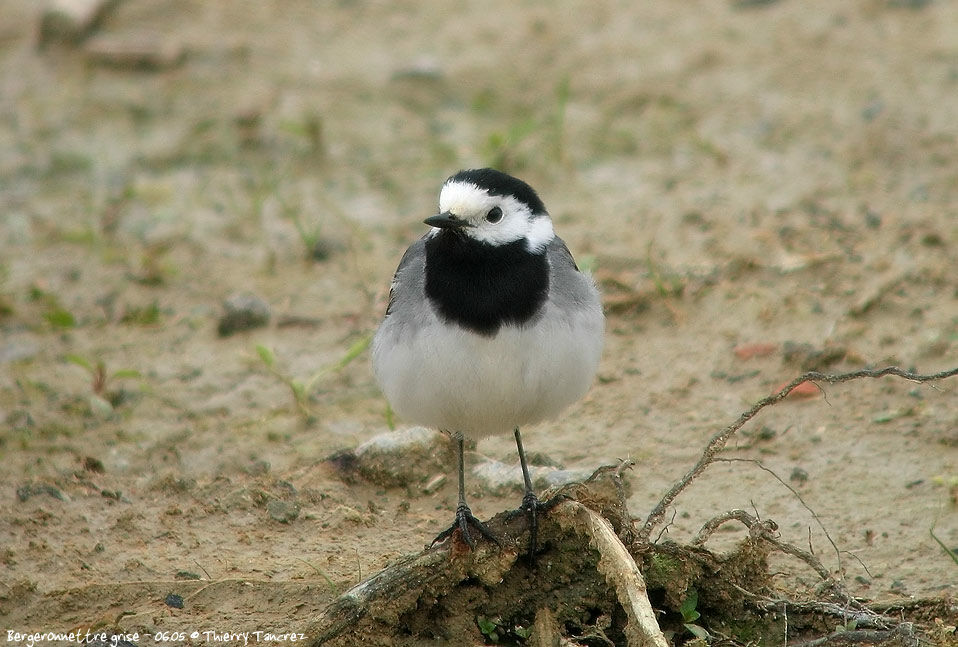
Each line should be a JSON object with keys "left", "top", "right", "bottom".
{"left": 1, "top": 1, "right": 956, "bottom": 643}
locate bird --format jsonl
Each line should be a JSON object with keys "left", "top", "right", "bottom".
{"left": 371, "top": 168, "right": 604, "bottom": 555}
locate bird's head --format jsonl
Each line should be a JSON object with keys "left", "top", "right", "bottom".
{"left": 425, "top": 168, "right": 555, "bottom": 253}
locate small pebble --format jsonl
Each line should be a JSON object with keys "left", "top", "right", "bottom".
{"left": 164, "top": 592, "right": 185, "bottom": 609}
{"left": 329, "top": 427, "right": 452, "bottom": 488}
{"left": 391, "top": 56, "right": 443, "bottom": 81}
{"left": 471, "top": 459, "right": 591, "bottom": 496}
{"left": 308, "top": 239, "right": 335, "bottom": 262}
{"left": 217, "top": 292, "right": 270, "bottom": 337}
{"left": 38, "top": 0, "right": 117, "bottom": 46}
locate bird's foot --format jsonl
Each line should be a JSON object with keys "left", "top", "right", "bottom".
{"left": 432, "top": 502, "right": 500, "bottom": 550}
{"left": 508, "top": 491, "right": 568, "bottom": 563}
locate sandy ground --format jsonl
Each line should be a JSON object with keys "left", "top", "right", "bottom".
{"left": 0, "top": 0, "right": 956, "bottom": 643}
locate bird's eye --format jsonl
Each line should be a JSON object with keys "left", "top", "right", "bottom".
{"left": 485, "top": 206, "right": 503, "bottom": 223}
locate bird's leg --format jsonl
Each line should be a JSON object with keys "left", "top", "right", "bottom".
{"left": 432, "top": 432, "right": 499, "bottom": 549}
{"left": 513, "top": 427, "right": 566, "bottom": 561}
{"left": 515, "top": 427, "right": 541, "bottom": 556}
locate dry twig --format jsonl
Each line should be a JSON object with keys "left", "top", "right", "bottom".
{"left": 636, "top": 366, "right": 958, "bottom": 544}
{"left": 788, "top": 623, "right": 919, "bottom": 647}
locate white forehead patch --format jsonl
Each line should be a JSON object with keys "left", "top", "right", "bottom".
{"left": 437, "top": 180, "right": 555, "bottom": 253}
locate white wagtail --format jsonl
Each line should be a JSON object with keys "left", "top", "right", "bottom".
{"left": 372, "top": 168, "right": 604, "bottom": 554}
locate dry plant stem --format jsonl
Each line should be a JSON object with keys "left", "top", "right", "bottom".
{"left": 636, "top": 366, "right": 958, "bottom": 544}
{"left": 554, "top": 501, "right": 668, "bottom": 647}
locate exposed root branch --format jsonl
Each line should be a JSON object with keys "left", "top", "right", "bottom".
{"left": 788, "top": 623, "right": 919, "bottom": 647}
{"left": 693, "top": 508, "right": 891, "bottom": 631}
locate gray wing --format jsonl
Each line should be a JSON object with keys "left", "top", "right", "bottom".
{"left": 384, "top": 235, "right": 427, "bottom": 317}
{"left": 546, "top": 236, "right": 601, "bottom": 311}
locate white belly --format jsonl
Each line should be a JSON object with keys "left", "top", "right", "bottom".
{"left": 372, "top": 306, "right": 603, "bottom": 439}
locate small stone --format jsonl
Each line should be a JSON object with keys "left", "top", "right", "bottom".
{"left": 863, "top": 207, "right": 882, "bottom": 229}
{"left": 471, "top": 459, "right": 591, "bottom": 496}
{"left": 861, "top": 98, "right": 885, "bottom": 122}
{"left": 538, "top": 468, "right": 594, "bottom": 489}
{"left": 38, "top": 0, "right": 118, "bottom": 46}
{"left": 267, "top": 499, "right": 300, "bottom": 523}
{"left": 308, "top": 238, "right": 335, "bottom": 262}
{"left": 164, "top": 592, "right": 185, "bottom": 609}
{"left": 391, "top": 56, "right": 443, "bottom": 81}
{"left": 218, "top": 292, "right": 270, "bottom": 337}
{"left": 330, "top": 427, "right": 452, "bottom": 488}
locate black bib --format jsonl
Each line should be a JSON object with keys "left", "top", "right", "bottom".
{"left": 424, "top": 232, "right": 549, "bottom": 336}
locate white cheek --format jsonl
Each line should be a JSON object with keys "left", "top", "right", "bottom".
{"left": 524, "top": 216, "right": 555, "bottom": 253}
{"left": 469, "top": 214, "right": 530, "bottom": 246}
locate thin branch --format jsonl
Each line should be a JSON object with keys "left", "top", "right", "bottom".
{"left": 787, "top": 623, "right": 918, "bottom": 647}
{"left": 693, "top": 508, "right": 894, "bottom": 632}
{"left": 733, "top": 582, "right": 892, "bottom": 632}
{"left": 635, "top": 366, "right": 957, "bottom": 543}
{"left": 692, "top": 508, "right": 832, "bottom": 582}
{"left": 717, "top": 457, "right": 843, "bottom": 577}
{"left": 691, "top": 508, "right": 775, "bottom": 546}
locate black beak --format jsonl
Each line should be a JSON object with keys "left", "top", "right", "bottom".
{"left": 424, "top": 211, "right": 470, "bottom": 229}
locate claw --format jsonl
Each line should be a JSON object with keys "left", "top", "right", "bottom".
{"left": 432, "top": 502, "right": 500, "bottom": 549}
